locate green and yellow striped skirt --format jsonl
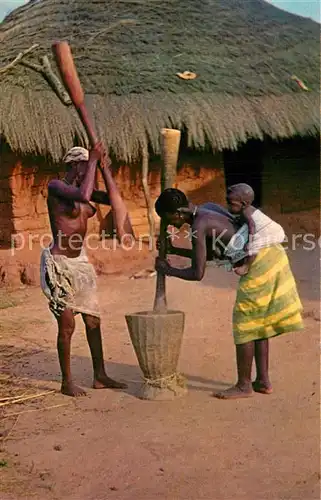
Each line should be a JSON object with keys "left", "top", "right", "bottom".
{"left": 233, "top": 244, "right": 304, "bottom": 345}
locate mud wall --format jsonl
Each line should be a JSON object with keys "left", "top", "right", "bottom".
{"left": 0, "top": 145, "right": 226, "bottom": 244}
{"left": 0, "top": 136, "right": 319, "bottom": 247}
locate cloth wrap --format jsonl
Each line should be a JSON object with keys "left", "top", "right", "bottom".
{"left": 233, "top": 244, "right": 304, "bottom": 345}
{"left": 63, "top": 147, "right": 89, "bottom": 164}
{"left": 208, "top": 209, "right": 285, "bottom": 271}
{"left": 40, "top": 247, "right": 100, "bottom": 318}
{"left": 246, "top": 209, "right": 285, "bottom": 255}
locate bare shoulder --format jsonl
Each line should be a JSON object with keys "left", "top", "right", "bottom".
{"left": 47, "top": 180, "right": 70, "bottom": 207}
{"left": 193, "top": 212, "right": 214, "bottom": 236}
{"left": 48, "top": 179, "right": 64, "bottom": 190}
{"left": 47, "top": 179, "right": 66, "bottom": 198}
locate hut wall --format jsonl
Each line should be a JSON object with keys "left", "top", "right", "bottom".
{"left": 0, "top": 148, "right": 226, "bottom": 245}
{"left": 261, "top": 137, "right": 320, "bottom": 237}
{"left": 111, "top": 150, "right": 227, "bottom": 238}
{"left": 1, "top": 137, "right": 318, "bottom": 247}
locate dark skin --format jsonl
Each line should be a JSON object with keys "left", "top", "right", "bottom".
{"left": 155, "top": 203, "right": 246, "bottom": 279}
{"left": 155, "top": 205, "right": 237, "bottom": 281}
{"left": 47, "top": 142, "right": 127, "bottom": 396}
{"left": 226, "top": 190, "right": 257, "bottom": 276}
{"left": 155, "top": 200, "right": 272, "bottom": 399}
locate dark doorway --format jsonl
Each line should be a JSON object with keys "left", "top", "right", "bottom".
{"left": 223, "top": 139, "right": 263, "bottom": 207}
{"left": 0, "top": 140, "right": 15, "bottom": 247}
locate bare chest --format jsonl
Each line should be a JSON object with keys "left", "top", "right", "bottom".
{"left": 48, "top": 197, "right": 95, "bottom": 231}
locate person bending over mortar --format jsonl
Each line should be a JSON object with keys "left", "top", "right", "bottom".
{"left": 40, "top": 144, "right": 127, "bottom": 397}
{"left": 154, "top": 188, "right": 304, "bottom": 400}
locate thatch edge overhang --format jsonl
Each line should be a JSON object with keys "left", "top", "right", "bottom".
{"left": 0, "top": 89, "right": 319, "bottom": 163}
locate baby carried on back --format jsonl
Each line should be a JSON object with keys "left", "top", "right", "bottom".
{"left": 203, "top": 197, "right": 285, "bottom": 271}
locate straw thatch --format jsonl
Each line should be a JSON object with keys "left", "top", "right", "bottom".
{"left": 0, "top": 0, "right": 319, "bottom": 162}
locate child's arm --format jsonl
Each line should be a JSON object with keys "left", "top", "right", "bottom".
{"left": 242, "top": 206, "right": 255, "bottom": 239}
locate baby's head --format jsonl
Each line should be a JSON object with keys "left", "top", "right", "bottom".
{"left": 226, "top": 183, "right": 254, "bottom": 214}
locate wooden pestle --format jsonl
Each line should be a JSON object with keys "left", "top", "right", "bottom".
{"left": 52, "top": 41, "right": 134, "bottom": 242}
{"left": 153, "top": 128, "right": 181, "bottom": 313}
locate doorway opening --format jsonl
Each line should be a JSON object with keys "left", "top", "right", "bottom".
{"left": 223, "top": 139, "right": 263, "bottom": 207}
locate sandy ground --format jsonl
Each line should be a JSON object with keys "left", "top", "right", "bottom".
{"left": 0, "top": 246, "right": 320, "bottom": 500}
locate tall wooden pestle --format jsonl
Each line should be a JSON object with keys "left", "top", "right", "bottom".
{"left": 52, "top": 41, "right": 135, "bottom": 242}
{"left": 153, "top": 128, "right": 181, "bottom": 313}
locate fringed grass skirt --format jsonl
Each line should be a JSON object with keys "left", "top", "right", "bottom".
{"left": 40, "top": 248, "right": 100, "bottom": 318}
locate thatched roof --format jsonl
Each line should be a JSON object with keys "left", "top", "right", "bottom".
{"left": 0, "top": 0, "right": 319, "bottom": 162}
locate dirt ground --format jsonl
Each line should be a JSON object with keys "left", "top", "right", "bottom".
{"left": 0, "top": 245, "right": 320, "bottom": 500}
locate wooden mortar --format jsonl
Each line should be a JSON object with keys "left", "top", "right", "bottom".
{"left": 125, "top": 128, "right": 187, "bottom": 400}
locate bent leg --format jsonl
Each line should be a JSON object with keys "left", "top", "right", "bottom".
{"left": 213, "top": 341, "right": 254, "bottom": 399}
{"left": 57, "top": 309, "right": 86, "bottom": 397}
{"left": 253, "top": 339, "right": 273, "bottom": 394}
{"left": 82, "top": 314, "right": 127, "bottom": 390}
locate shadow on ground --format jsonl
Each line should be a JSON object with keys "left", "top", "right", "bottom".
{"left": 1, "top": 344, "right": 232, "bottom": 399}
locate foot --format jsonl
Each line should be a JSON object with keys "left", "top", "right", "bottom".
{"left": 252, "top": 380, "right": 273, "bottom": 394}
{"left": 93, "top": 374, "right": 127, "bottom": 390}
{"left": 61, "top": 381, "right": 87, "bottom": 397}
{"left": 212, "top": 384, "right": 253, "bottom": 400}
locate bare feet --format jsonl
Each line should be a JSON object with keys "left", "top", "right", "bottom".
{"left": 93, "top": 375, "right": 127, "bottom": 390}
{"left": 252, "top": 380, "right": 273, "bottom": 394}
{"left": 61, "top": 381, "right": 86, "bottom": 397}
{"left": 212, "top": 384, "right": 253, "bottom": 400}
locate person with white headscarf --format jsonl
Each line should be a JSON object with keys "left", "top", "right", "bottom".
{"left": 40, "top": 142, "right": 127, "bottom": 397}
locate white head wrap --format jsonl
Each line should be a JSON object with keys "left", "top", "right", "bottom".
{"left": 63, "top": 147, "right": 89, "bottom": 164}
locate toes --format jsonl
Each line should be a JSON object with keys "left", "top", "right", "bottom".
{"left": 61, "top": 384, "right": 87, "bottom": 397}
{"left": 253, "top": 386, "right": 273, "bottom": 395}
{"left": 116, "top": 382, "right": 128, "bottom": 389}
{"left": 212, "top": 391, "right": 228, "bottom": 399}
{"left": 93, "top": 378, "right": 127, "bottom": 390}
{"left": 252, "top": 382, "right": 273, "bottom": 394}
{"left": 212, "top": 386, "right": 252, "bottom": 399}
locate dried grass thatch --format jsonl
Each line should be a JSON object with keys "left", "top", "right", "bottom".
{"left": 0, "top": 0, "right": 319, "bottom": 162}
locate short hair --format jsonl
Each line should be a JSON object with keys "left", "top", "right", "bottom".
{"left": 155, "top": 188, "right": 189, "bottom": 217}
{"left": 227, "top": 183, "right": 255, "bottom": 204}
